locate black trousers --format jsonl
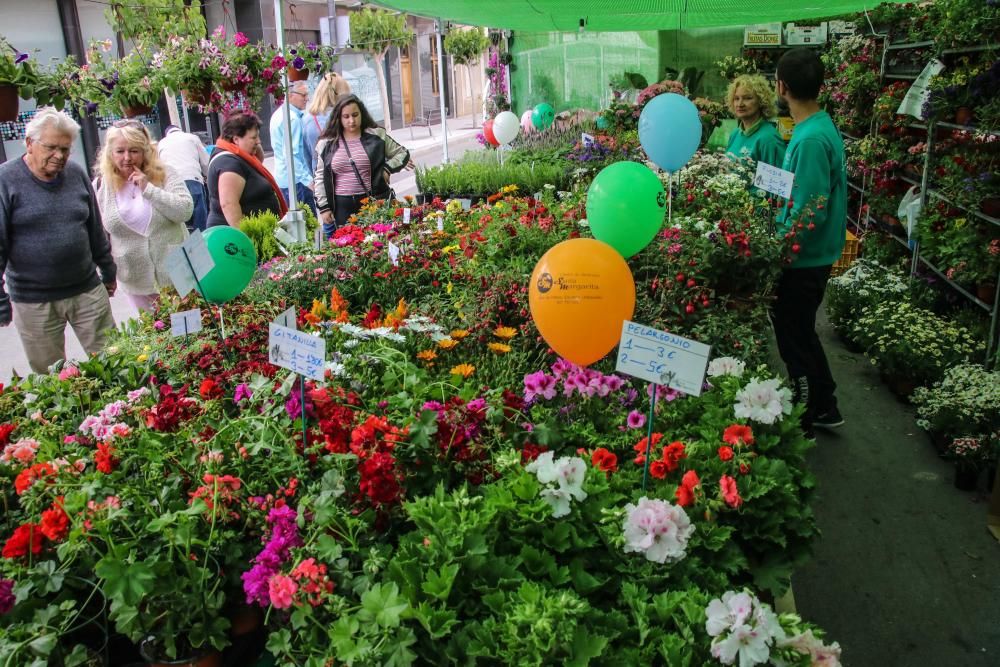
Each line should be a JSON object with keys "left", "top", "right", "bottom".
{"left": 330, "top": 193, "right": 367, "bottom": 236}
{"left": 772, "top": 265, "right": 838, "bottom": 423}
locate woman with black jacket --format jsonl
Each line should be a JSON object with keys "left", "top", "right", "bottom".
{"left": 314, "top": 95, "right": 413, "bottom": 237}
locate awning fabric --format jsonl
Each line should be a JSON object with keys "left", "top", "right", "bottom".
{"left": 372, "top": 1, "right": 903, "bottom": 32}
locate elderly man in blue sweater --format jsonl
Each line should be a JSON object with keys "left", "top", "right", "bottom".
{"left": 0, "top": 108, "right": 117, "bottom": 374}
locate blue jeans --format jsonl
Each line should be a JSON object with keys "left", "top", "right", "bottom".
{"left": 280, "top": 183, "right": 317, "bottom": 215}
{"left": 185, "top": 180, "right": 208, "bottom": 232}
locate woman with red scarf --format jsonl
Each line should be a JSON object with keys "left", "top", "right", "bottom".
{"left": 206, "top": 111, "right": 287, "bottom": 228}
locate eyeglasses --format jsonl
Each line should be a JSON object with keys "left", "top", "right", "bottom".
{"left": 112, "top": 119, "right": 150, "bottom": 136}
{"left": 36, "top": 142, "right": 72, "bottom": 156}
{"left": 289, "top": 90, "right": 308, "bottom": 98}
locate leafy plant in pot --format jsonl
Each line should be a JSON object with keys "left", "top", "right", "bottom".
{"left": 0, "top": 37, "right": 38, "bottom": 122}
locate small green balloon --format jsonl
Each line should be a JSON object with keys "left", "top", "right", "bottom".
{"left": 199, "top": 226, "right": 258, "bottom": 304}
{"left": 586, "top": 161, "right": 666, "bottom": 258}
{"left": 532, "top": 103, "right": 555, "bottom": 130}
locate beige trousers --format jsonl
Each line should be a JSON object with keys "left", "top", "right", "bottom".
{"left": 12, "top": 284, "right": 116, "bottom": 374}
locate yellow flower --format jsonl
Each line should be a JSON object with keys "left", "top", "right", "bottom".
{"left": 137, "top": 354, "right": 148, "bottom": 362}
{"left": 493, "top": 326, "right": 517, "bottom": 340}
{"left": 446, "top": 282, "right": 453, "bottom": 295}
{"left": 488, "top": 342, "right": 511, "bottom": 354}
{"left": 437, "top": 338, "right": 459, "bottom": 350}
{"left": 446, "top": 199, "right": 463, "bottom": 214}
{"left": 442, "top": 244, "right": 461, "bottom": 254}
{"left": 450, "top": 363, "right": 475, "bottom": 378}
{"left": 450, "top": 329, "right": 469, "bottom": 340}
{"left": 501, "top": 184, "right": 519, "bottom": 194}
{"left": 417, "top": 349, "right": 437, "bottom": 362}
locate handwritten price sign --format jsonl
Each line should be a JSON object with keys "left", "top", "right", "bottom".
{"left": 615, "top": 321, "right": 711, "bottom": 396}
{"left": 268, "top": 324, "right": 326, "bottom": 381}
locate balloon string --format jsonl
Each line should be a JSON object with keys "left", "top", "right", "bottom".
{"left": 667, "top": 171, "right": 673, "bottom": 228}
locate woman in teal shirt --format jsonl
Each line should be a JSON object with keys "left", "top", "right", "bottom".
{"left": 725, "top": 74, "right": 786, "bottom": 169}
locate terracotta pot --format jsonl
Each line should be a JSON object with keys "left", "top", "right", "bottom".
{"left": 182, "top": 85, "right": 214, "bottom": 107}
{"left": 954, "top": 106, "right": 974, "bottom": 126}
{"left": 0, "top": 84, "right": 19, "bottom": 123}
{"left": 979, "top": 196, "right": 1000, "bottom": 219}
{"left": 228, "top": 604, "right": 263, "bottom": 637}
{"left": 976, "top": 282, "right": 997, "bottom": 305}
{"left": 140, "top": 643, "right": 222, "bottom": 667}
{"left": 121, "top": 103, "right": 153, "bottom": 118}
{"left": 287, "top": 66, "right": 309, "bottom": 82}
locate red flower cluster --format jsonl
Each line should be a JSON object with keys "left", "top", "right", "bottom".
{"left": 199, "top": 377, "right": 224, "bottom": 400}
{"left": 632, "top": 433, "right": 664, "bottom": 465}
{"left": 520, "top": 443, "right": 548, "bottom": 464}
{"left": 720, "top": 474, "right": 743, "bottom": 508}
{"left": 331, "top": 224, "right": 365, "bottom": 247}
{"left": 309, "top": 387, "right": 359, "bottom": 455}
{"left": 675, "top": 470, "right": 701, "bottom": 507}
{"left": 0, "top": 423, "right": 16, "bottom": 446}
{"left": 590, "top": 447, "right": 618, "bottom": 474}
{"left": 723, "top": 424, "right": 754, "bottom": 447}
{"left": 145, "top": 384, "right": 199, "bottom": 433}
{"left": 14, "top": 462, "right": 56, "bottom": 495}
{"left": 290, "top": 557, "right": 335, "bottom": 607}
{"left": 3, "top": 498, "right": 69, "bottom": 560}
{"left": 649, "top": 441, "right": 687, "bottom": 479}
{"left": 351, "top": 416, "right": 407, "bottom": 508}
{"left": 190, "top": 474, "right": 243, "bottom": 521}
{"left": 39, "top": 498, "right": 69, "bottom": 541}
{"left": 95, "top": 442, "right": 119, "bottom": 474}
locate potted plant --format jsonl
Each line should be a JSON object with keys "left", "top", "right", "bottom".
{"left": 714, "top": 55, "right": 758, "bottom": 81}
{"left": 284, "top": 41, "right": 338, "bottom": 81}
{"left": 912, "top": 363, "right": 1000, "bottom": 452}
{"left": 0, "top": 37, "right": 37, "bottom": 121}
{"left": 220, "top": 29, "right": 284, "bottom": 105}
{"left": 154, "top": 35, "right": 225, "bottom": 110}
{"left": 946, "top": 435, "right": 997, "bottom": 491}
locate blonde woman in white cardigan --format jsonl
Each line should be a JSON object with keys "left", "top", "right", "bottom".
{"left": 94, "top": 121, "right": 192, "bottom": 313}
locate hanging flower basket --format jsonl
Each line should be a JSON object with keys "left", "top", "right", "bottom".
{"left": 0, "top": 84, "right": 19, "bottom": 123}
{"left": 287, "top": 66, "right": 309, "bottom": 82}
{"left": 121, "top": 103, "right": 153, "bottom": 118}
{"left": 182, "top": 84, "right": 215, "bottom": 107}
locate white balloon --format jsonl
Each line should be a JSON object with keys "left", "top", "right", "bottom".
{"left": 492, "top": 110, "right": 520, "bottom": 145}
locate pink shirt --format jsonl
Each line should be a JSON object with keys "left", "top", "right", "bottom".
{"left": 330, "top": 137, "right": 371, "bottom": 196}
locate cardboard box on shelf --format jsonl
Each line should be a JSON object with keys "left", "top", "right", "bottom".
{"left": 744, "top": 23, "right": 782, "bottom": 46}
{"left": 784, "top": 22, "right": 828, "bottom": 45}
{"left": 828, "top": 20, "right": 857, "bottom": 36}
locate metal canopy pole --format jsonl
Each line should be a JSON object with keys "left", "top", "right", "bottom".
{"left": 436, "top": 18, "right": 450, "bottom": 164}
{"left": 275, "top": 0, "right": 306, "bottom": 242}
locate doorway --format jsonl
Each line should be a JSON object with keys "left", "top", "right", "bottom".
{"left": 400, "top": 45, "right": 414, "bottom": 124}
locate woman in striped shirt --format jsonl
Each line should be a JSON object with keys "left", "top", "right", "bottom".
{"left": 314, "top": 95, "right": 413, "bottom": 237}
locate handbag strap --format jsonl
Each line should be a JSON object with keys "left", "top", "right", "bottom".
{"left": 341, "top": 136, "right": 371, "bottom": 196}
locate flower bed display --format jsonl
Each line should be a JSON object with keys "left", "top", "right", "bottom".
{"left": 1, "top": 149, "right": 843, "bottom": 663}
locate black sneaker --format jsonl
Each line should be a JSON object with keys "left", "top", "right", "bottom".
{"left": 813, "top": 407, "right": 844, "bottom": 429}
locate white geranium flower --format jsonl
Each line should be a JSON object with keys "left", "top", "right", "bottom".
{"left": 526, "top": 453, "right": 589, "bottom": 517}
{"left": 707, "top": 357, "right": 746, "bottom": 378}
{"left": 705, "top": 589, "right": 787, "bottom": 667}
{"left": 622, "top": 497, "right": 693, "bottom": 564}
{"left": 711, "top": 624, "right": 771, "bottom": 666}
{"left": 734, "top": 377, "right": 793, "bottom": 424}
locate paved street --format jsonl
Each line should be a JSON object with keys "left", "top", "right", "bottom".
{"left": 0, "top": 115, "right": 484, "bottom": 384}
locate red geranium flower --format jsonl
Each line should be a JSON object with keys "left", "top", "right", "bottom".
{"left": 199, "top": 378, "right": 224, "bottom": 400}
{"left": 39, "top": 499, "right": 69, "bottom": 542}
{"left": 0, "top": 423, "right": 16, "bottom": 446}
{"left": 675, "top": 483, "right": 694, "bottom": 507}
{"left": 590, "top": 447, "right": 618, "bottom": 473}
{"left": 662, "top": 441, "right": 686, "bottom": 473}
{"left": 633, "top": 433, "right": 664, "bottom": 464}
{"left": 649, "top": 459, "right": 668, "bottom": 479}
{"left": 723, "top": 424, "right": 754, "bottom": 447}
{"left": 95, "top": 443, "right": 119, "bottom": 474}
{"left": 720, "top": 474, "right": 743, "bottom": 508}
{"left": 14, "top": 462, "right": 56, "bottom": 495}
{"left": 2, "top": 523, "right": 43, "bottom": 559}
{"left": 718, "top": 446, "right": 734, "bottom": 462}
{"left": 520, "top": 443, "right": 548, "bottom": 464}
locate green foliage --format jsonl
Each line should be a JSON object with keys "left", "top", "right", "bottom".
{"left": 912, "top": 364, "right": 1000, "bottom": 438}
{"left": 105, "top": 0, "right": 206, "bottom": 48}
{"left": 416, "top": 152, "right": 570, "bottom": 197}
{"left": 349, "top": 9, "right": 413, "bottom": 58}
{"left": 444, "top": 28, "right": 490, "bottom": 66}
{"left": 240, "top": 211, "right": 283, "bottom": 262}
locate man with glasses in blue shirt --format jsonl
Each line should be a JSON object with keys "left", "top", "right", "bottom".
{"left": 0, "top": 107, "right": 117, "bottom": 374}
{"left": 270, "top": 81, "right": 316, "bottom": 212}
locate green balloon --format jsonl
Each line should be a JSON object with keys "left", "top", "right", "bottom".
{"left": 586, "top": 161, "right": 666, "bottom": 258}
{"left": 199, "top": 226, "right": 258, "bottom": 304}
{"left": 532, "top": 103, "right": 555, "bottom": 130}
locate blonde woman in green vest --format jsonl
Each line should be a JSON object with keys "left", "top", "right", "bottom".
{"left": 725, "top": 74, "right": 786, "bottom": 168}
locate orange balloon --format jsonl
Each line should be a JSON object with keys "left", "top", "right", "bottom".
{"left": 529, "top": 238, "right": 636, "bottom": 366}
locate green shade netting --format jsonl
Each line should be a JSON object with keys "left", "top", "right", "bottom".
{"left": 374, "top": 0, "right": 903, "bottom": 31}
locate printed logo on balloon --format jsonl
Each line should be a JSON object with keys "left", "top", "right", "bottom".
{"left": 528, "top": 238, "right": 636, "bottom": 367}
{"left": 199, "top": 226, "right": 258, "bottom": 304}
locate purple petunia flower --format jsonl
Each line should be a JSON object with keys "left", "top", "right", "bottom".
{"left": 292, "top": 56, "right": 306, "bottom": 70}
{"left": 627, "top": 410, "right": 646, "bottom": 429}
{"left": 14, "top": 52, "right": 29, "bottom": 65}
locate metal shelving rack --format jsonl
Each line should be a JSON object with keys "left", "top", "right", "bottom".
{"left": 859, "top": 39, "right": 1000, "bottom": 366}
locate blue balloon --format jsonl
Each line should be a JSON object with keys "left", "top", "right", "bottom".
{"left": 637, "top": 93, "right": 701, "bottom": 173}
